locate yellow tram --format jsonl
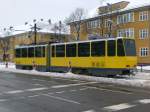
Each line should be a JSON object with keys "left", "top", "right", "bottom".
{"left": 15, "top": 37, "right": 137, "bottom": 76}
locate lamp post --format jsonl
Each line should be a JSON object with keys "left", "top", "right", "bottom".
{"left": 34, "top": 23, "right": 37, "bottom": 45}
{"left": 25, "top": 19, "right": 43, "bottom": 45}
{"left": 107, "top": 3, "right": 113, "bottom": 38}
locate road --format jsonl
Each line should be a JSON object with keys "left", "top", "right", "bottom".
{"left": 0, "top": 71, "right": 150, "bottom": 112}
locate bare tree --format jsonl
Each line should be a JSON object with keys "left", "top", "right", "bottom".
{"left": 0, "top": 38, "right": 10, "bottom": 61}
{"left": 50, "top": 21, "right": 69, "bottom": 42}
{"left": 65, "top": 8, "right": 87, "bottom": 41}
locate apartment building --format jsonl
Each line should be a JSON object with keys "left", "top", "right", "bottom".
{"left": 69, "top": 1, "right": 150, "bottom": 65}
{"left": 0, "top": 31, "right": 69, "bottom": 62}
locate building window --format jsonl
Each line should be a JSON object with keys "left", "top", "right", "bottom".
{"left": 87, "top": 19, "right": 101, "bottom": 29}
{"left": 117, "top": 12, "right": 134, "bottom": 24}
{"left": 117, "top": 28, "right": 134, "bottom": 38}
{"left": 117, "top": 30, "right": 123, "bottom": 37}
{"left": 87, "top": 21, "right": 91, "bottom": 29}
{"left": 139, "top": 11, "right": 148, "bottom": 21}
{"left": 140, "top": 48, "right": 149, "bottom": 57}
{"left": 139, "top": 29, "right": 149, "bottom": 39}
{"left": 105, "top": 19, "right": 110, "bottom": 28}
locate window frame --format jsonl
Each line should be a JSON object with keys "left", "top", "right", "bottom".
{"left": 91, "top": 41, "right": 105, "bottom": 57}
{"left": 66, "top": 44, "right": 77, "bottom": 57}
{"left": 140, "top": 47, "right": 149, "bottom": 57}
{"left": 21, "top": 48, "right": 28, "bottom": 57}
{"left": 139, "top": 29, "right": 149, "bottom": 39}
{"left": 78, "top": 42, "right": 90, "bottom": 57}
{"left": 56, "top": 45, "right": 65, "bottom": 57}
{"left": 117, "top": 12, "right": 134, "bottom": 24}
{"left": 139, "top": 11, "right": 149, "bottom": 21}
{"left": 15, "top": 48, "right": 21, "bottom": 58}
{"left": 107, "top": 40, "right": 116, "bottom": 56}
{"left": 28, "top": 47, "right": 35, "bottom": 57}
{"left": 51, "top": 45, "right": 55, "bottom": 57}
{"left": 117, "top": 39, "right": 125, "bottom": 56}
{"left": 35, "top": 47, "right": 42, "bottom": 57}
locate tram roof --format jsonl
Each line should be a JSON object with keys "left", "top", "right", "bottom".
{"left": 51, "top": 37, "right": 132, "bottom": 46}
{"left": 15, "top": 44, "right": 48, "bottom": 49}
{"left": 15, "top": 37, "right": 134, "bottom": 48}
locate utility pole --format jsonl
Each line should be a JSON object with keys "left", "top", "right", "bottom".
{"left": 34, "top": 23, "right": 37, "bottom": 45}
{"left": 107, "top": 3, "right": 113, "bottom": 38}
{"left": 59, "top": 21, "right": 62, "bottom": 42}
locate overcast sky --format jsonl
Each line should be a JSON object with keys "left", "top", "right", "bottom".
{"left": 0, "top": 0, "right": 150, "bottom": 29}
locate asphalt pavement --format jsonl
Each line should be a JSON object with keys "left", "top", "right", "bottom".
{"left": 0, "top": 71, "right": 150, "bottom": 112}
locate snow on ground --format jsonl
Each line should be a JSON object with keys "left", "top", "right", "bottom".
{"left": 0, "top": 62, "right": 16, "bottom": 69}
{"left": 0, "top": 63, "right": 150, "bottom": 89}
{"left": 137, "top": 66, "right": 150, "bottom": 70}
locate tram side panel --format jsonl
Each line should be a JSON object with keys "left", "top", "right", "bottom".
{"left": 15, "top": 45, "right": 47, "bottom": 71}
{"left": 50, "top": 38, "right": 137, "bottom": 75}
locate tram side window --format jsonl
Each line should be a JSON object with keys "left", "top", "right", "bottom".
{"left": 117, "top": 39, "right": 125, "bottom": 56}
{"left": 42, "top": 46, "right": 45, "bottom": 57}
{"left": 22, "top": 48, "right": 28, "bottom": 57}
{"left": 91, "top": 41, "right": 105, "bottom": 56}
{"left": 28, "top": 47, "right": 35, "bottom": 57}
{"left": 124, "top": 39, "right": 136, "bottom": 56}
{"left": 52, "top": 46, "right": 55, "bottom": 57}
{"left": 15, "top": 49, "right": 21, "bottom": 57}
{"left": 66, "top": 44, "right": 76, "bottom": 57}
{"left": 78, "top": 43, "right": 90, "bottom": 57}
{"left": 107, "top": 40, "right": 116, "bottom": 56}
{"left": 56, "top": 45, "right": 65, "bottom": 57}
{"left": 35, "top": 47, "right": 42, "bottom": 57}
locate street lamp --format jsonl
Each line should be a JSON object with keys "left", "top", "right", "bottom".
{"left": 107, "top": 3, "right": 113, "bottom": 38}
{"left": 25, "top": 19, "right": 54, "bottom": 44}
{"left": 25, "top": 19, "right": 42, "bottom": 45}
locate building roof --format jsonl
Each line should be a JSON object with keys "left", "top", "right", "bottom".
{"left": 0, "top": 22, "right": 70, "bottom": 38}
{"left": 70, "top": 1, "right": 150, "bottom": 24}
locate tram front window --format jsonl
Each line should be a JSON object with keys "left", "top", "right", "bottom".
{"left": 124, "top": 39, "right": 136, "bottom": 56}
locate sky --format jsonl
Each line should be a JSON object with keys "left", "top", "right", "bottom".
{"left": 0, "top": 0, "right": 150, "bottom": 29}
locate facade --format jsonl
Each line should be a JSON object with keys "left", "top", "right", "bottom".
{"left": 69, "top": 1, "right": 150, "bottom": 65}
{"left": 0, "top": 32, "right": 69, "bottom": 62}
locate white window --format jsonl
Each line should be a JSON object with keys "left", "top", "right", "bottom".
{"left": 87, "top": 19, "right": 101, "bottom": 29}
{"left": 125, "top": 28, "right": 134, "bottom": 38}
{"left": 92, "top": 20, "right": 98, "bottom": 28}
{"left": 117, "top": 28, "right": 134, "bottom": 38}
{"left": 117, "top": 15, "right": 122, "bottom": 24}
{"left": 105, "top": 19, "right": 109, "bottom": 28}
{"left": 117, "top": 29, "right": 123, "bottom": 37}
{"left": 139, "top": 29, "right": 149, "bottom": 39}
{"left": 87, "top": 21, "right": 91, "bottom": 29}
{"left": 98, "top": 19, "right": 101, "bottom": 28}
{"left": 139, "top": 11, "right": 148, "bottom": 21}
{"left": 104, "top": 19, "right": 108, "bottom": 28}
{"left": 140, "top": 48, "right": 149, "bottom": 57}
{"left": 117, "top": 12, "right": 134, "bottom": 24}
{"left": 104, "top": 34, "right": 109, "bottom": 38}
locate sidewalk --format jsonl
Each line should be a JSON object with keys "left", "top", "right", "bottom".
{"left": 1, "top": 64, "right": 150, "bottom": 89}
